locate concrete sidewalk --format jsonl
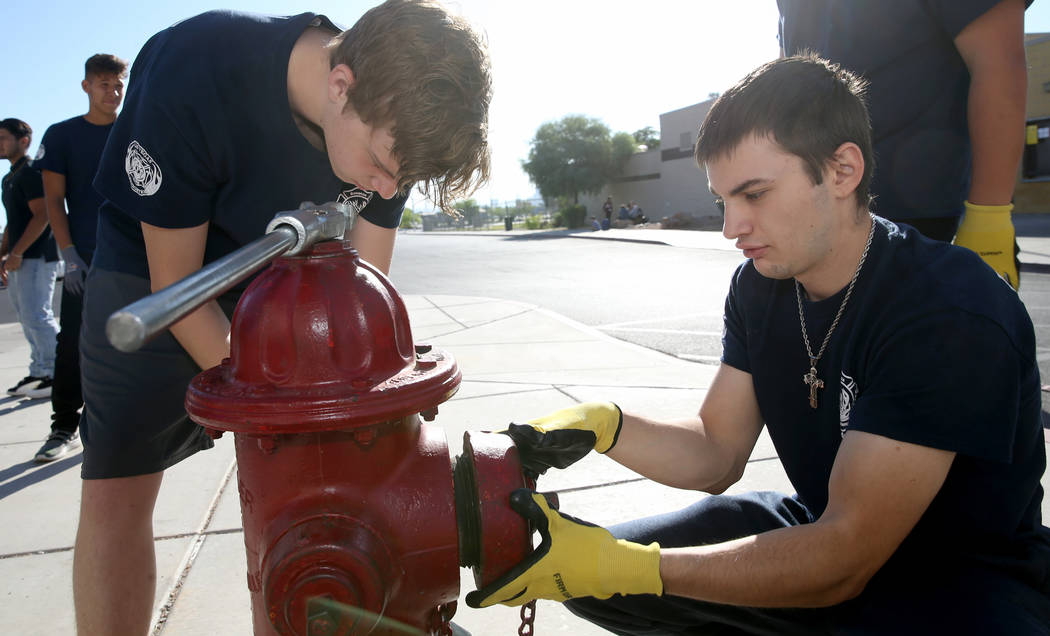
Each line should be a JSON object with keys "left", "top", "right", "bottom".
{"left": 1, "top": 291, "right": 1048, "bottom": 633}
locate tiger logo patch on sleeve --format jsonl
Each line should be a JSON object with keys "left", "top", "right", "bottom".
{"left": 839, "top": 371, "right": 859, "bottom": 438}
{"left": 337, "top": 185, "right": 374, "bottom": 215}
{"left": 125, "top": 140, "right": 163, "bottom": 196}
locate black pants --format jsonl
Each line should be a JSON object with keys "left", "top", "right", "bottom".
{"left": 564, "top": 491, "right": 1050, "bottom": 635}
{"left": 49, "top": 284, "right": 84, "bottom": 435}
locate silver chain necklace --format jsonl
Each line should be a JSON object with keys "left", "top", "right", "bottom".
{"left": 796, "top": 214, "right": 875, "bottom": 408}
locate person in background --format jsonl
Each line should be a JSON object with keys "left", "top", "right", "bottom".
{"left": 32, "top": 53, "right": 128, "bottom": 463}
{"left": 628, "top": 200, "right": 648, "bottom": 224}
{"left": 778, "top": 0, "right": 1029, "bottom": 289}
{"left": 0, "top": 118, "right": 59, "bottom": 400}
{"left": 602, "top": 195, "right": 613, "bottom": 230}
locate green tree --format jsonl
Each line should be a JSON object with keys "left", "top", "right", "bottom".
{"left": 522, "top": 115, "right": 637, "bottom": 205}
{"left": 632, "top": 126, "right": 660, "bottom": 151}
{"left": 614, "top": 131, "right": 640, "bottom": 158}
{"left": 399, "top": 207, "right": 420, "bottom": 229}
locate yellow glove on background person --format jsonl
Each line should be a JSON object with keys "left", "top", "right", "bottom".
{"left": 464, "top": 490, "right": 662, "bottom": 608}
{"left": 953, "top": 201, "right": 1020, "bottom": 290}
{"left": 503, "top": 402, "right": 623, "bottom": 476}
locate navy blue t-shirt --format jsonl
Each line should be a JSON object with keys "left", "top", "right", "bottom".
{"left": 92, "top": 11, "right": 405, "bottom": 280}
{"left": 778, "top": 0, "right": 1032, "bottom": 221}
{"left": 2, "top": 157, "right": 57, "bottom": 261}
{"left": 723, "top": 217, "right": 1049, "bottom": 605}
{"left": 34, "top": 116, "right": 114, "bottom": 260}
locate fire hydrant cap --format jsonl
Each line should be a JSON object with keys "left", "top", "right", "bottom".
{"left": 186, "top": 241, "right": 460, "bottom": 433}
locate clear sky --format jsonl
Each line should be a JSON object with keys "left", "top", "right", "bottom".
{"left": 3, "top": 1, "right": 1050, "bottom": 220}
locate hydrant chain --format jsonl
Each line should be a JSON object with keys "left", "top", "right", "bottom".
{"left": 519, "top": 600, "right": 537, "bottom": 636}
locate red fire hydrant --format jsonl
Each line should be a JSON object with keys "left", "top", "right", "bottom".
{"left": 185, "top": 240, "right": 533, "bottom": 635}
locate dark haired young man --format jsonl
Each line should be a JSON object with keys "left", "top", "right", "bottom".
{"left": 72, "top": 2, "right": 492, "bottom": 633}
{"left": 0, "top": 118, "right": 59, "bottom": 400}
{"left": 468, "top": 56, "right": 1050, "bottom": 633}
{"left": 32, "top": 53, "right": 128, "bottom": 463}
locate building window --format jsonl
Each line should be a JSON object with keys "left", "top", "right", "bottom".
{"left": 1023, "top": 118, "right": 1050, "bottom": 181}
{"left": 679, "top": 132, "right": 693, "bottom": 152}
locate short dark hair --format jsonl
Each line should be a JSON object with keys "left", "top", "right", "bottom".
{"left": 329, "top": 0, "right": 491, "bottom": 213}
{"left": 695, "top": 54, "right": 874, "bottom": 208}
{"left": 0, "top": 118, "right": 32, "bottom": 143}
{"left": 85, "top": 53, "right": 128, "bottom": 79}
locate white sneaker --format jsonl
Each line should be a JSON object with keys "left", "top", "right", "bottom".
{"left": 34, "top": 430, "right": 80, "bottom": 462}
{"left": 22, "top": 377, "right": 53, "bottom": 399}
{"left": 7, "top": 375, "right": 41, "bottom": 396}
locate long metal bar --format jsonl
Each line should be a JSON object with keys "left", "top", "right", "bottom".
{"left": 106, "top": 227, "right": 297, "bottom": 353}
{"left": 105, "top": 202, "right": 353, "bottom": 353}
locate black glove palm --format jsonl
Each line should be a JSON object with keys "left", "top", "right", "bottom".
{"left": 502, "top": 402, "right": 623, "bottom": 478}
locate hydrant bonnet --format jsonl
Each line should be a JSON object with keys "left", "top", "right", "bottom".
{"left": 187, "top": 241, "right": 460, "bottom": 433}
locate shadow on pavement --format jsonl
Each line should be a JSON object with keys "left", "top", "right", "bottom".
{"left": 499, "top": 229, "right": 670, "bottom": 246}
{"left": 500, "top": 229, "right": 585, "bottom": 241}
{"left": 0, "top": 453, "right": 82, "bottom": 500}
{"left": 0, "top": 395, "right": 49, "bottom": 418}
{"left": 1022, "top": 262, "right": 1050, "bottom": 274}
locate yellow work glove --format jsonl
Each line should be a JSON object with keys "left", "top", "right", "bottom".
{"left": 953, "top": 201, "right": 1020, "bottom": 290}
{"left": 503, "top": 402, "right": 623, "bottom": 476}
{"left": 464, "top": 490, "right": 662, "bottom": 608}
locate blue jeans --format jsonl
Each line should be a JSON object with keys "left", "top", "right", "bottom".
{"left": 8, "top": 257, "right": 60, "bottom": 377}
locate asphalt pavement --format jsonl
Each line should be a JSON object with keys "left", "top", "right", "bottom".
{"left": 1, "top": 222, "right": 1048, "bottom": 635}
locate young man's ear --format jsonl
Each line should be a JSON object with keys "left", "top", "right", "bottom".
{"left": 328, "top": 64, "right": 356, "bottom": 105}
{"left": 81, "top": 78, "right": 91, "bottom": 94}
{"left": 828, "top": 142, "right": 864, "bottom": 199}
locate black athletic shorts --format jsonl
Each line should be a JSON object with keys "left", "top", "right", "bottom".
{"left": 79, "top": 268, "right": 235, "bottom": 479}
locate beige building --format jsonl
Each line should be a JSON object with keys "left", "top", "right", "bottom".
{"left": 581, "top": 100, "right": 720, "bottom": 226}
{"left": 1016, "top": 32, "right": 1050, "bottom": 213}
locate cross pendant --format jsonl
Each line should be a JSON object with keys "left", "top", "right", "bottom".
{"left": 803, "top": 365, "right": 824, "bottom": 409}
